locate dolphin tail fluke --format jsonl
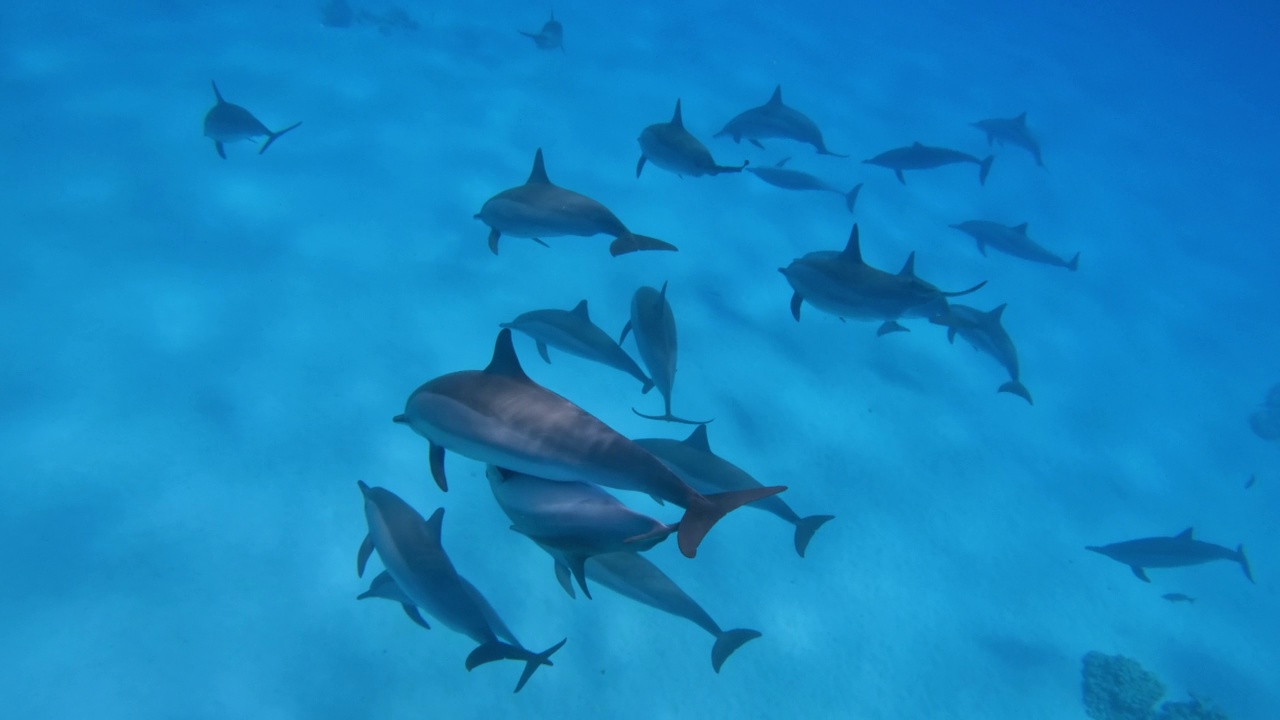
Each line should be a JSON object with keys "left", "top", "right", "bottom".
{"left": 258, "top": 121, "right": 302, "bottom": 155}
{"left": 712, "top": 629, "right": 762, "bottom": 673}
{"left": 1238, "top": 544, "right": 1254, "bottom": 583}
{"left": 466, "top": 638, "right": 567, "bottom": 693}
{"left": 978, "top": 155, "right": 994, "bottom": 185}
{"left": 845, "top": 183, "right": 863, "bottom": 213}
{"left": 998, "top": 380, "right": 1034, "bottom": 405}
{"left": 876, "top": 320, "right": 908, "bottom": 336}
{"left": 632, "top": 407, "right": 713, "bottom": 425}
{"left": 610, "top": 233, "right": 678, "bottom": 256}
{"left": 941, "top": 280, "right": 987, "bottom": 298}
{"left": 676, "top": 485, "right": 787, "bottom": 558}
{"left": 793, "top": 515, "right": 835, "bottom": 558}
{"left": 516, "top": 639, "right": 567, "bottom": 693}
{"left": 1066, "top": 252, "right": 1080, "bottom": 272}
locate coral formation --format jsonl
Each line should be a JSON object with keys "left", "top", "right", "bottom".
{"left": 1158, "top": 695, "right": 1231, "bottom": 720}
{"left": 1081, "top": 651, "right": 1166, "bottom": 720}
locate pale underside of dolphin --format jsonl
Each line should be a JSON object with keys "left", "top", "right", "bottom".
{"left": 714, "top": 85, "right": 846, "bottom": 157}
{"left": 746, "top": 157, "right": 862, "bottom": 213}
{"left": 500, "top": 298, "right": 654, "bottom": 393}
{"left": 202, "top": 81, "right": 302, "bottom": 159}
{"left": 948, "top": 220, "right": 1078, "bottom": 271}
{"left": 863, "top": 142, "right": 993, "bottom": 185}
{"left": 620, "top": 281, "right": 712, "bottom": 425}
{"left": 1085, "top": 527, "right": 1254, "bottom": 584}
{"left": 929, "top": 303, "right": 1032, "bottom": 404}
{"left": 637, "top": 99, "right": 748, "bottom": 179}
{"left": 971, "top": 112, "right": 1044, "bottom": 167}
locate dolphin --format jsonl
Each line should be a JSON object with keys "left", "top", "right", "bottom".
{"left": 745, "top": 157, "right": 862, "bottom": 212}
{"left": 620, "top": 282, "right": 710, "bottom": 425}
{"left": 929, "top": 303, "right": 1032, "bottom": 404}
{"left": 1161, "top": 592, "right": 1195, "bottom": 604}
{"left": 475, "top": 148, "right": 677, "bottom": 256}
{"left": 948, "top": 220, "right": 1078, "bottom": 271}
{"left": 357, "top": 570, "right": 433, "bottom": 630}
{"left": 971, "top": 112, "right": 1044, "bottom": 167}
{"left": 635, "top": 425, "right": 834, "bottom": 557}
{"left": 202, "top": 81, "right": 302, "bottom": 160}
{"left": 1085, "top": 527, "right": 1254, "bottom": 584}
{"left": 519, "top": 10, "right": 563, "bottom": 51}
{"left": 485, "top": 465, "right": 677, "bottom": 599}
{"left": 356, "top": 482, "right": 566, "bottom": 692}
{"left": 501, "top": 299, "right": 653, "bottom": 393}
{"left": 637, "top": 99, "right": 748, "bottom": 178}
{"left": 713, "top": 85, "right": 846, "bottom": 157}
{"left": 779, "top": 224, "right": 987, "bottom": 336}
{"left": 393, "top": 329, "right": 785, "bottom": 558}
{"left": 862, "top": 142, "right": 993, "bottom": 185}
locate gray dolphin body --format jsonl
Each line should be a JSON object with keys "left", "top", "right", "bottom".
{"left": 475, "top": 148, "right": 677, "bottom": 256}
{"left": 1086, "top": 527, "right": 1254, "bottom": 584}
{"left": 714, "top": 85, "right": 846, "bottom": 157}
{"left": 519, "top": 11, "right": 563, "bottom": 50}
{"left": 357, "top": 569, "right": 432, "bottom": 630}
{"left": 929, "top": 303, "right": 1032, "bottom": 404}
{"left": 635, "top": 425, "right": 833, "bottom": 557}
{"left": 394, "top": 329, "right": 785, "bottom": 558}
{"left": 971, "top": 112, "right": 1043, "bottom": 167}
{"left": 485, "top": 466, "right": 677, "bottom": 599}
{"left": 637, "top": 100, "right": 748, "bottom": 179}
{"left": 863, "top": 142, "right": 993, "bottom": 185}
{"left": 202, "top": 81, "right": 301, "bottom": 159}
{"left": 746, "top": 157, "right": 862, "bottom": 212}
{"left": 500, "top": 299, "right": 653, "bottom": 393}
{"left": 620, "top": 282, "right": 710, "bottom": 425}
{"left": 355, "top": 483, "right": 565, "bottom": 692}
{"left": 779, "top": 224, "right": 987, "bottom": 336}
{"left": 948, "top": 220, "right": 1078, "bottom": 271}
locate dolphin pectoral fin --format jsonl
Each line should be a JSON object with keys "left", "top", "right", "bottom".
{"left": 401, "top": 603, "right": 431, "bottom": 630}
{"left": 876, "top": 320, "right": 909, "bottom": 336}
{"left": 623, "top": 523, "right": 679, "bottom": 546}
{"left": 1238, "top": 544, "right": 1254, "bottom": 583}
{"left": 978, "top": 155, "right": 994, "bottom": 185}
{"left": 894, "top": 169, "right": 906, "bottom": 184}
{"left": 748, "top": 138, "right": 765, "bottom": 149}
{"left": 711, "top": 629, "right": 762, "bottom": 673}
{"left": 676, "top": 485, "right": 787, "bottom": 558}
{"left": 818, "top": 148, "right": 849, "bottom": 159}
{"left": 357, "top": 534, "right": 374, "bottom": 577}
{"left": 429, "top": 443, "right": 448, "bottom": 492}
{"left": 1131, "top": 566, "right": 1151, "bottom": 582}
{"left": 632, "top": 407, "right": 714, "bottom": 425}
{"left": 1066, "top": 252, "right": 1080, "bottom": 272}
{"left": 566, "top": 554, "right": 592, "bottom": 600}
{"left": 793, "top": 515, "right": 835, "bottom": 558}
{"left": 976, "top": 240, "right": 987, "bottom": 257}
{"left": 259, "top": 121, "right": 302, "bottom": 155}
{"left": 619, "top": 320, "right": 632, "bottom": 345}
{"left": 553, "top": 560, "right": 576, "bottom": 598}
{"left": 640, "top": 377, "right": 655, "bottom": 394}
{"left": 998, "top": 380, "right": 1033, "bottom": 405}
{"left": 946, "top": 327, "right": 958, "bottom": 344}
{"left": 532, "top": 237, "right": 550, "bottom": 248}
{"left": 214, "top": 140, "right": 227, "bottom": 159}
{"left": 941, "top": 280, "right": 987, "bottom": 298}
{"left": 535, "top": 341, "right": 551, "bottom": 363}
{"left": 845, "top": 183, "right": 862, "bottom": 213}
{"left": 789, "top": 292, "right": 803, "bottom": 321}
{"left": 636, "top": 154, "right": 647, "bottom": 178}
{"left": 711, "top": 160, "right": 749, "bottom": 175}
{"left": 609, "top": 233, "right": 678, "bottom": 256}
{"left": 487, "top": 228, "right": 502, "bottom": 254}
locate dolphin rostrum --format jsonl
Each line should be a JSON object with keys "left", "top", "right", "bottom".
{"left": 779, "top": 224, "right": 987, "bottom": 335}
{"left": 929, "top": 303, "right": 1032, "bottom": 404}
{"left": 202, "top": 81, "right": 302, "bottom": 159}
{"left": 745, "top": 157, "right": 862, "bottom": 212}
{"left": 620, "top": 282, "right": 711, "bottom": 424}
{"left": 475, "top": 148, "right": 677, "bottom": 256}
{"left": 713, "top": 85, "right": 846, "bottom": 157}
{"left": 519, "top": 10, "right": 563, "bottom": 51}
{"left": 971, "top": 112, "right": 1044, "bottom": 167}
{"left": 356, "top": 482, "right": 566, "bottom": 692}
{"left": 501, "top": 299, "right": 653, "bottom": 392}
{"left": 948, "top": 220, "right": 1078, "bottom": 271}
{"left": 485, "top": 465, "right": 677, "bottom": 599}
{"left": 1085, "top": 527, "right": 1254, "bottom": 584}
{"left": 393, "top": 329, "right": 785, "bottom": 557}
{"left": 635, "top": 424, "right": 834, "bottom": 557}
{"left": 863, "top": 142, "right": 993, "bottom": 185}
{"left": 636, "top": 99, "right": 748, "bottom": 178}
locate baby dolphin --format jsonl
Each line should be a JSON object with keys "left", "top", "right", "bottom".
{"left": 971, "top": 112, "right": 1044, "bottom": 167}
{"left": 635, "top": 424, "right": 834, "bottom": 557}
{"left": 202, "top": 81, "right": 302, "bottom": 159}
{"left": 714, "top": 85, "right": 846, "bottom": 157}
{"left": 1161, "top": 593, "right": 1196, "bottom": 604}
{"left": 501, "top": 299, "right": 653, "bottom": 393}
{"left": 949, "top": 220, "right": 1078, "bottom": 271}
{"left": 636, "top": 99, "right": 749, "bottom": 178}
{"left": 929, "top": 303, "right": 1033, "bottom": 404}
{"left": 393, "top": 329, "right": 785, "bottom": 558}
{"left": 779, "top": 224, "right": 987, "bottom": 336}
{"left": 355, "top": 482, "right": 565, "bottom": 692}
{"left": 357, "top": 570, "right": 432, "bottom": 631}
{"left": 486, "top": 466, "right": 678, "bottom": 599}
{"left": 519, "top": 10, "right": 563, "bottom": 51}
{"left": 620, "top": 282, "right": 711, "bottom": 424}
{"left": 863, "top": 142, "right": 993, "bottom": 185}
{"left": 746, "top": 157, "right": 862, "bottom": 212}
{"left": 475, "top": 148, "right": 677, "bottom": 256}
{"left": 1085, "top": 527, "right": 1254, "bottom": 584}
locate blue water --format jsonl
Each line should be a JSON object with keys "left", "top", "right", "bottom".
{"left": 2, "top": 1, "right": 1276, "bottom": 717}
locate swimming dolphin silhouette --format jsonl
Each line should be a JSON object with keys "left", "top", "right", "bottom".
{"left": 635, "top": 424, "right": 834, "bottom": 557}
{"left": 745, "top": 157, "right": 862, "bottom": 212}
{"left": 519, "top": 10, "right": 563, "bottom": 51}
{"left": 202, "top": 81, "right": 302, "bottom": 159}
{"left": 714, "top": 85, "right": 846, "bottom": 157}
{"left": 948, "top": 220, "right": 1078, "bottom": 271}
{"left": 1085, "top": 527, "right": 1254, "bottom": 584}
{"left": 637, "top": 99, "right": 748, "bottom": 178}
{"left": 357, "top": 570, "right": 433, "bottom": 630}
{"left": 620, "top": 282, "right": 711, "bottom": 424}
{"left": 970, "top": 112, "right": 1044, "bottom": 167}
{"left": 475, "top": 149, "right": 677, "bottom": 256}
{"left": 356, "top": 483, "right": 566, "bottom": 692}
{"left": 393, "top": 329, "right": 784, "bottom": 558}
{"left": 501, "top": 299, "right": 653, "bottom": 392}
{"left": 929, "top": 303, "right": 1033, "bottom": 404}
{"left": 485, "top": 465, "right": 678, "bottom": 599}
{"left": 863, "top": 142, "right": 993, "bottom": 185}
{"left": 779, "top": 224, "right": 987, "bottom": 335}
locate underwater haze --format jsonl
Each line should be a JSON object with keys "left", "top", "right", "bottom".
{"left": 2, "top": 0, "right": 1278, "bottom": 718}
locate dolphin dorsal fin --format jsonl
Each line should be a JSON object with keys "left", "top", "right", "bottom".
{"left": 211, "top": 80, "right": 224, "bottom": 103}
{"left": 1015, "top": 111, "right": 1027, "bottom": 125}
{"left": 485, "top": 329, "right": 532, "bottom": 382}
{"left": 1014, "top": 222, "right": 1029, "bottom": 234}
{"left": 840, "top": 224, "right": 864, "bottom": 263}
{"left": 526, "top": 148, "right": 552, "bottom": 185}
{"left": 670, "top": 99, "right": 684, "bottom": 129}
{"left": 1175, "top": 527, "right": 1194, "bottom": 540}
{"left": 425, "top": 507, "right": 446, "bottom": 544}
{"left": 912, "top": 141, "right": 924, "bottom": 147}
{"left": 898, "top": 252, "right": 917, "bottom": 276}
{"left": 989, "top": 303, "right": 1007, "bottom": 321}
{"left": 767, "top": 85, "right": 783, "bottom": 106}
{"left": 684, "top": 423, "right": 712, "bottom": 452}
{"left": 776, "top": 157, "right": 791, "bottom": 168}
{"left": 571, "top": 299, "right": 590, "bottom": 319}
